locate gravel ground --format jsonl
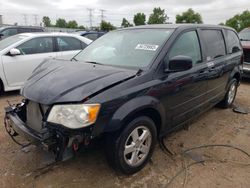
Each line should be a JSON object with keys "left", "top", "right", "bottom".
{"left": 0, "top": 80, "right": 249, "bottom": 188}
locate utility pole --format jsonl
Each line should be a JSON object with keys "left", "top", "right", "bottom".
{"left": 0, "top": 15, "right": 3, "bottom": 25}
{"left": 87, "top": 8, "right": 94, "bottom": 30}
{"left": 99, "top": 9, "right": 106, "bottom": 22}
{"left": 33, "top": 14, "right": 38, "bottom": 26}
{"left": 23, "top": 14, "right": 27, "bottom": 25}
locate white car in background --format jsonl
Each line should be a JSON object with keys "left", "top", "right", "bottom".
{"left": 0, "top": 32, "right": 92, "bottom": 92}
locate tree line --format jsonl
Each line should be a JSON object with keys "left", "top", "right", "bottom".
{"left": 42, "top": 8, "right": 250, "bottom": 32}
{"left": 42, "top": 16, "right": 85, "bottom": 29}
{"left": 221, "top": 10, "right": 250, "bottom": 32}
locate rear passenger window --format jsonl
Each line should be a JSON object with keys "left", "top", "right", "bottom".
{"left": 56, "top": 37, "right": 82, "bottom": 51}
{"left": 201, "top": 30, "right": 226, "bottom": 61}
{"left": 225, "top": 30, "right": 241, "bottom": 54}
{"left": 167, "top": 31, "right": 201, "bottom": 66}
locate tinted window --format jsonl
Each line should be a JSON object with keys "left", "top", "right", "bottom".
{"left": 167, "top": 31, "right": 201, "bottom": 65}
{"left": 57, "top": 37, "right": 82, "bottom": 51}
{"left": 2, "top": 28, "right": 18, "bottom": 37}
{"left": 225, "top": 30, "right": 241, "bottom": 54}
{"left": 201, "top": 30, "right": 226, "bottom": 61}
{"left": 30, "top": 28, "right": 43, "bottom": 32}
{"left": 17, "top": 37, "right": 53, "bottom": 55}
{"left": 84, "top": 33, "right": 99, "bottom": 40}
{"left": 18, "top": 28, "right": 30, "bottom": 33}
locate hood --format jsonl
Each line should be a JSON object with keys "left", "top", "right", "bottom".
{"left": 21, "top": 59, "right": 138, "bottom": 105}
{"left": 241, "top": 41, "right": 250, "bottom": 49}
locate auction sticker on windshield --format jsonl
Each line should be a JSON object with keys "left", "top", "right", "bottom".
{"left": 135, "top": 44, "right": 159, "bottom": 51}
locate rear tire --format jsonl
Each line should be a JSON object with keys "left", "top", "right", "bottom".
{"left": 105, "top": 116, "right": 157, "bottom": 174}
{"left": 219, "top": 78, "right": 238, "bottom": 108}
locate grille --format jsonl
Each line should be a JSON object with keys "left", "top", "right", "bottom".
{"left": 26, "top": 101, "right": 48, "bottom": 133}
{"left": 243, "top": 49, "right": 250, "bottom": 63}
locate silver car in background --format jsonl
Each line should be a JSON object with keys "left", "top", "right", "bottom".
{"left": 0, "top": 32, "right": 92, "bottom": 92}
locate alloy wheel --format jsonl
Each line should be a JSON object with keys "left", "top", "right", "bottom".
{"left": 123, "top": 126, "right": 152, "bottom": 167}
{"left": 228, "top": 82, "right": 237, "bottom": 104}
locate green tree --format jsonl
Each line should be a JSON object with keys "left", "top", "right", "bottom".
{"left": 42, "top": 16, "right": 51, "bottom": 27}
{"left": 100, "top": 20, "right": 116, "bottom": 31}
{"left": 121, "top": 18, "right": 133, "bottom": 28}
{"left": 78, "top": 25, "right": 85, "bottom": 30}
{"left": 133, "top": 13, "right": 146, "bottom": 26}
{"left": 176, "top": 8, "right": 203, "bottom": 24}
{"left": 148, "top": 7, "right": 168, "bottom": 24}
{"left": 67, "top": 20, "right": 78, "bottom": 28}
{"left": 55, "top": 18, "right": 67, "bottom": 28}
{"left": 225, "top": 10, "right": 250, "bottom": 32}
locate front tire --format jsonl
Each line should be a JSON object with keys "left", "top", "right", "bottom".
{"left": 219, "top": 78, "right": 238, "bottom": 108}
{"left": 0, "top": 80, "right": 4, "bottom": 94}
{"left": 105, "top": 116, "right": 157, "bottom": 174}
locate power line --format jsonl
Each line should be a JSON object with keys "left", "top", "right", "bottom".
{"left": 0, "top": 15, "right": 3, "bottom": 25}
{"left": 33, "top": 14, "right": 38, "bottom": 26}
{"left": 22, "top": 14, "right": 27, "bottom": 25}
{"left": 87, "top": 8, "right": 94, "bottom": 29}
{"left": 99, "top": 9, "right": 106, "bottom": 22}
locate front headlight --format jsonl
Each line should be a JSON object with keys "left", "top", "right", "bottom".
{"left": 47, "top": 104, "right": 101, "bottom": 129}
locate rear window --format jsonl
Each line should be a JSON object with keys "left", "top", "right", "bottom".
{"left": 225, "top": 30, "right": 241, "bottom": 54}
{"left": 201, "top": 30, "right": 226, "bottom": 61}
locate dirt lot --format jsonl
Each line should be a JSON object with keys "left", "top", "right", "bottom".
{"left": 0, "top": 80, "right": 250, "bottom": 188}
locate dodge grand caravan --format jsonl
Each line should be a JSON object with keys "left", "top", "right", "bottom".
{"left": 4, "top": 24, "right": 243, "bottom": 174}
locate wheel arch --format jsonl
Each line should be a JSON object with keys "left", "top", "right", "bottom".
{"left": 232, "top": 72, "right": 241, "bottom": 84}
{"left": 227, "top": 67, "right": 241, "bottom": 90}
{"left": 0, "top": 77, "right": 4, "bottom": 93}
{"left": 105, "top": 96, "right": 166, "bottom": 137}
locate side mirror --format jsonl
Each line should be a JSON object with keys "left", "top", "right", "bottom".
{"left": 9, "top": 48, "right": 21, "bottom": 56}
{"left": 166, "top": 55, "right": 193, "bottom": 72}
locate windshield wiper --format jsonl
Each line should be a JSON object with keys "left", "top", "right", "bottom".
{"left": 71, "top": 57, "right": 78, "bottom": 61}
{"left": 136, "top": 68, "right": 143, "bottom": 75}
{"left": 85, "top": 61, "right": 103, "bottom": 65}
{"left": 240, "top": 39, "right": 250, "bottom": 41}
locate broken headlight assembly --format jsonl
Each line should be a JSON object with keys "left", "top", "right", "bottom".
{"left": 47, "top": 104, "right": 101, "bottom": 129}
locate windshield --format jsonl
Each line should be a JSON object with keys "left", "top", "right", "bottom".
{"left": 0, "top": 35, "right": 27, "bottom": 51}
{"left": 239, "top": 28, "right": 250, "bottom": 41}
{"left": 74, "top": 29, "right": 173, "bottom": 68}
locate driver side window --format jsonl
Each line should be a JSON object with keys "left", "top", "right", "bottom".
{"left": 166, "top": 31, "right": 202, "bottom": 66}
{"left": 17, "top": 37, "right": 53, "bottom": 55}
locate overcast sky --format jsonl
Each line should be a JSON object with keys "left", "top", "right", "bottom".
{"left": 0, "top": 0, "right": 249, "bottom": 27}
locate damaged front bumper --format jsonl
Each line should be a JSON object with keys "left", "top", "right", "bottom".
{"left": 4, "top": 101, "right": 93, "bottom": 161}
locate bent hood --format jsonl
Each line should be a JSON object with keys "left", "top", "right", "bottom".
{"left": 21, "top": 59, "right": 137, "bottom": 105}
